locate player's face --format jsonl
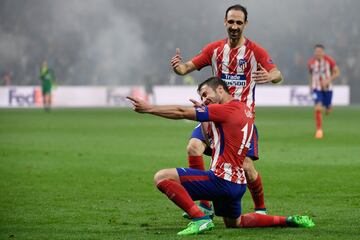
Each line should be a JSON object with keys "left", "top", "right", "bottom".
{"left": 224, "top": 10, "right": 247, "bottom": 42}
{"left": 314, "top": 47, "right": 325, "bottom": 60}
{"left": 199, "top": 85, "right": 221, "bottom": 105}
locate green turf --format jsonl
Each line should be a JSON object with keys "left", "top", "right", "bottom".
{"left": 0, "top": 107, "right": 359, "bottom": 239}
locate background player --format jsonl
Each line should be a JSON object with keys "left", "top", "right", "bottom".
{"left": 127, "top": 77, "right": 314, "bottom": 235}
{"left": 170, "top": 4, "right": 283, "bottom": 214}
{"left": 40, "top": 60, "right": 56, "bottom": 111}
{"left": 308, "top": 44, "right": 340, "bottom": 139}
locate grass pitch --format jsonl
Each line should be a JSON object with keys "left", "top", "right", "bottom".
{"left": 0, "top": 107, "right": 359, "bottom": 239}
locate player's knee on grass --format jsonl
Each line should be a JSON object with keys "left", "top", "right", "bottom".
{"left": 186, "top": 138, "right": 206, "bottom": 156}
{"left": 153, "top": 168, "right": 179, "bottom": 185}
{"left": 243, "top": 157, "right": 258, "bottom": 183}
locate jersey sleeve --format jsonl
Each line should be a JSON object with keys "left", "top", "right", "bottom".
{"left": 195, "top": 104, "right": 233, "bottom": 123}
{"left": 307, "top": 59, "right": 313, "bottom": 74}
{"left": 254, "top": 46, "right": 277, "bottom": 72}
{"left": 191, "top": 43, "right": 213, "bottom": 70}
{"left": 326, "top": 55, "right": 337, "bottom": 70}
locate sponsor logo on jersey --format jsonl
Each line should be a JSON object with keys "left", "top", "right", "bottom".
{"left": 223, "top": 80, "right": 246, "bottom": 87}
{"left": 221, "top": 73, "right": 246, "bottom": 81}
{"left": 221, "top": 73, "right": 246, "bottom": 87}
{"left": 223, "top": 80, "right": 247, "bottom": 87}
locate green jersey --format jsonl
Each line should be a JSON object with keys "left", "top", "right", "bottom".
{"left": 40, "top": 67, "right": 55, "bottom": 94}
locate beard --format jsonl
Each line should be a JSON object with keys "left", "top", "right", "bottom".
{"left": 227, "top": 28, "right": 242, "bottom": 41}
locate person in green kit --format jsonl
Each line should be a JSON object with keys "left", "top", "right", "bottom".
{"left": 40, "top": 60, "right": 55, "bottom": 111}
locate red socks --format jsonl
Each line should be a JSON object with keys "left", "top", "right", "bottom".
{"left": 188, "top": 156, "right": 205, "bottom": 170}
{"left": 315, "top": 110, "right": 322, "bottom": 130}
{"left": 240, "top": 213, "right": 287, "bottom": 228}
{"left": 247, "top": 174, "right": 266, "bottom": 210}
{"left": 188, "top": 156, "right": 211, "bottom": 208}
{"left": 157, "top": 179, "right": 205, "bottom": 219}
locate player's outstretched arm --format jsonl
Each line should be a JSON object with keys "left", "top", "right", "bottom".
{"left": 170, "top": 48, "right": 197, "bottom": 75}
{"left": 127, "top": 96, "right": 196, "bottom": 120}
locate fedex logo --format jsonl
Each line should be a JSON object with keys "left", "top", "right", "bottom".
{"left": 8, "top": 88, "right": 42, "bottom": 107}
{"left": 290, "top": 88, "right": 313, "bottom": 105}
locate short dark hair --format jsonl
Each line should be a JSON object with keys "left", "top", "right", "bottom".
{"left": 225, "top": 4, "right": 248, "bottom": 22}
{"left": 314, "top": 44, "right": 325, "bottom": 49}
{"left": 197, "top": 77, "right": 230, "bottom": 94}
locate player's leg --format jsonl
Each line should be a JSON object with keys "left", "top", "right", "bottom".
{"left": 186, "top": 124, "right": 211, "bottom": 208}
{"left": 48, "top": 92, "right": 52, "bottom": 109}
{"left": 223, "top": 213, "right": 314, "bottom": 228}
{"left": 313, "top": 90, "right": 324, "bottom": 138}
{"left": 218, "top": 179, "right": 315, "bottom": 229}
{"left": 154, "top": 168, "right": 206, "bottom": 219}
{"left": 45, "top": 94, "right": 51, "bottom": 111}
{"left": 324, "top": 90, "right": 333, "bottom": 115}
{"left": 213, "top": 183, "right": 247, "bottom": 227}
{"left": 244, "top": 158, "right": 266, "bottom": 213}
{"left": 42, "top": 87, "right": 46, "bottom": 110}
{"left": 42, "top": 82, "right": 51, "bottom": 111}
{"left": 243, "top": 125, "right": 266, "bottom": 214}
{"left": 154, "top": 168, "right": 216, "bottom": 235}
{"left": 187, "top": 138, "right": 206, "bottom": 170}
{"left": 42, "top": 88, "right": 51, "bottom": 111}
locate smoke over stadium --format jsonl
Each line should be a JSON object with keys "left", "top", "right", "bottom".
{"left": 0, "top": 0, "right": 149, "bottom": 85}
{"left": 1, "top": 0, "right": 360, "bottom": 102}
{"left": 0, "top": 0, "right": 360, "bottom": 101}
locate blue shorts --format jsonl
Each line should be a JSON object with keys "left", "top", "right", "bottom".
{"left": 313, "top": 90, "right": 333, "bottom": 109}
{"left": 191, "top": 124, "right": 259, "bottom": 160}
{"left": 177, "top": 168, "right": 246, "bottom": 218}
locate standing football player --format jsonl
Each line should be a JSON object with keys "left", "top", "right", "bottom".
{"left": 170, "top": 4, "right": 283, "bottom": 215}
{"left": 128, "top": 77, "right": 314, "bottom": 235}
{"left": 40, "top": 60, "right": 56, "bottom": 112}
{"left": 308, "top": 44, "right": 340, "bottom": 139}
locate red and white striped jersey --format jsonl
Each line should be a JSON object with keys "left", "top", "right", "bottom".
{"left": 195, "top": 100, "right": 254, "bottom": 184}
{"left": 192, "top": 38, "right": 276, "bottom": 113}
{"left": 308, "top": 55, "right": 336, "bottom": 90}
